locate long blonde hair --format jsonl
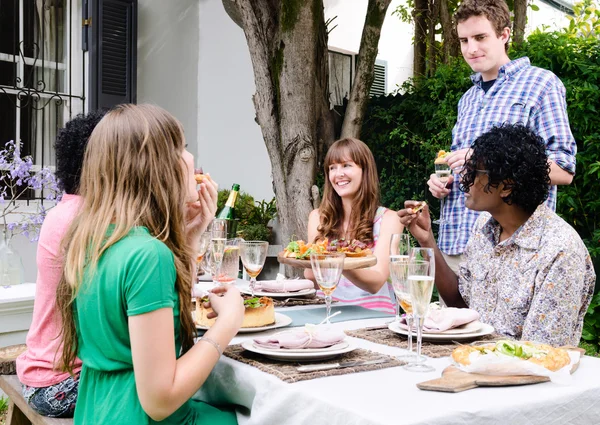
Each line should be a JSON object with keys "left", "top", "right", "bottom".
{"left": 56, "top": 104, "right": 196, "bottom": 372}
{"left": 316, "top": 138, "right": 380, "bottom": 243}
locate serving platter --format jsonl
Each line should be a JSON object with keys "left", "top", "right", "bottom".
{"left": 277, "top": 253, "right": 377, "bottom": 270}
{"left": 195, "top": 312, "right": 292, "bottom": 334}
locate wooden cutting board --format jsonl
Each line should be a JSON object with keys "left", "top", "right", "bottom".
{"left": 417, "top": 347, "right": 585, "bottom": 393}
{"left": 277, "top": 253, "right": 377, "bottom": 270}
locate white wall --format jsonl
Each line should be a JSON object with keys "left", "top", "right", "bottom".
{"left": 197, "top": 0, "right": 274, "bottom": 202}
{"left": 137, "top": 0, "right": 200, "bottom": 156}
{"left": 325, "top": 0, "right": 414, "bottom": 93}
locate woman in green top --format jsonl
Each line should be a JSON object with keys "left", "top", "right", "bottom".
{"left": 55, "top": 104, "right": 245, "bottom": 424}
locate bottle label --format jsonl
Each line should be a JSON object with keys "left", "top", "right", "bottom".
{"left": 225, "top": 191, "right": 238, "bottom": 208}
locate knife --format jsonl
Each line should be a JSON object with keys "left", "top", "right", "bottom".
{"left": 297, "top": 358, "right": 390, "bottom": 373}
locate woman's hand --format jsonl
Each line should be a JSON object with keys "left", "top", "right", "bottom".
{"left": 397, "top": 201, "right": 434, "bottom": 246}
{"left": 206, "top": 285, "right": 244, "bottom": 329}
{"left": 185, "top": 174, "right": 218, "bottom": 243}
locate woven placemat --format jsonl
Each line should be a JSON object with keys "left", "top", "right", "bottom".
{"left": 224, "top": 344, "right": 405, "bottom": 383}
{"left": 345, "top": 326, "right": 503, "bottom": 358}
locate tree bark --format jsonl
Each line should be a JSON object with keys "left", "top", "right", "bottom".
{"left": 236, "top": 0, "right": 331, "bottom": 250}
{"left": 512, "top": 0, "right": 527, "bottom": 47}
{"left": 340, "top": 0, "right": 392, "bottom": 139}
{"left": 413, "top": 0, "right": 428, "bottom": 79}
{"left": 439, "top": 0, "right": 459, "bottom": 62}
{"left": 426, "top": 0, "right": 439, "bottom": 76}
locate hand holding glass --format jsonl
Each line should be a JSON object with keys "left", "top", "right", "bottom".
{"left": 310, "top": 252, "right": 345, "bottom": 324}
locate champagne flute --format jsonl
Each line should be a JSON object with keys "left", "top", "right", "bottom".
{"left": 210, "top": 219, "right": 227, "bottom": 285}
{"left": 404, "top": 247, "right": 435, "bottom": 372}
{"left": 196, "top": 231, "right": 211, "bottom": 282}
{"left": 310, "top": 252, "right": 345, "bottom": 324}
{"left": 433, "top": 161, "right": 451, "bottom": 225}
{"left": 389, "top": 256, "right": 419, "bottom": 363}
{"left": 239, "top": 241, "right": 269, "bottom": 296}
{"left": 389, "top": 233, "right": 411, "bottom": 323}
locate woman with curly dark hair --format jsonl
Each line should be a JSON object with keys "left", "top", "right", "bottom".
{"left": 16, "top": 110, "right": 106, "bottom": 417}
{"left": 304, "top": 138, "right": 403, "bottom": 314}
{"left": 398, "top": 124, "right": 595, "bottom": 346}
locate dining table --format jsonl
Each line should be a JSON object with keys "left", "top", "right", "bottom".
{"left": 193, "top": 302, "right": 600, "bottom": 425}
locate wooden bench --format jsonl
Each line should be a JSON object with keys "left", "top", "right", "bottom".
{"left": 0, "top": 374, "right": 73, "bottom": 425}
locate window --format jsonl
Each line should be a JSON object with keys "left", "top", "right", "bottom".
{"left": 0, "top": 0, "right": 85, "bottom": 175}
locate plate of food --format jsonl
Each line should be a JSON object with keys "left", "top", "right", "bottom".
{"left": 278, "top": 239, "right": 377, "bottom": 270}
{"left": 194, "top": 296, "right": 292, "bottom": 333}
{"left": 388, "top": 320, "right": 495, "bottom": 341}
{"left": 241, "top": 338, "right": 357, "bottom": 361}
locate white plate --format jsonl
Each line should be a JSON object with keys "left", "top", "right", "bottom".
{"left": 388, "top": 321, "right": 495, "bottom": 342}
{"left": 239, "top": 286, "right": 317, "bottom": 298}
{"left": 195, "top": 312, "right": 292, "bottom": 334}
{"left": 241, "top": 338, "right": 357, "bottom": 362}
{"left": 394, "top": 320, "right": 484, "bottom": 335}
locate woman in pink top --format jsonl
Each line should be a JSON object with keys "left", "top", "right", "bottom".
{"left": 16, "top": 110, "right": 105, "bottom": 418}
{"left": 304, "top": 138, "right": 403, "bottom": 314}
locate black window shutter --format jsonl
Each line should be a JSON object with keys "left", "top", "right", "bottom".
{"left": 89, "top": 0, "right": 137, "bottom": 111}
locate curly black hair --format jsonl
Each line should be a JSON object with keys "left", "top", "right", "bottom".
{"left": 459, "top": 124, "right": 551, "bottom": 214}
{"left": 54, "top": 109, "right": 107, "bottom": 194}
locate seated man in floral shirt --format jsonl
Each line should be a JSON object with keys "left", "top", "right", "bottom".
{"left": 398, "top": 124, "right": 595, "bottom": 346}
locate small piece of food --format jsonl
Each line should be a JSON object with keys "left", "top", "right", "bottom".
{"left": 194, "top": 174, "right": 206, "bottom": 184}
{"left": 434, "top": 150, "right": 450, "bottom": 164}
{"left": 451, "top": 340, "right": 572, "bottom": 372}
{"left": 195, "top": 296, "right": 275, "bottom": 328}
{"left": 329, "top": 238, "right": 373, "bottom": 257}
{"left": 283, "top": 239, "right": 328, "bottom": 259}
{"left": 410, "top": 201, "right": 426, "bottom": 214}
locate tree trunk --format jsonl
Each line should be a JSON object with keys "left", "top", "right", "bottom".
{"left": 340, "top": 0, "right": 392, "bottom": 139}
{"left": 413, "top": 0, "right": 428, "bottom": 79}
{"left": 439, "top": 0, "right": 459, "bottom": 62}
{"left": 236, "top": 0, "right": 331, "bottom": 249}
{"left": 512, "top": 0, "right": 527, "bottom": 47}
{"left": 426, "top": 0, "right": 439, "bottom": 76}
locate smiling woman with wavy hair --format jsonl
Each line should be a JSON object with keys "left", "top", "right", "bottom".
{"left": 55, "top": 104, "right": 244, "bottom": 425}
{"left": 304, "top": 138, "right": 403, "bottom": 314}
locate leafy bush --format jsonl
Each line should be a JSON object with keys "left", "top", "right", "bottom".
{"left": 362, "top": 17, "right": 600, "bottom": 346}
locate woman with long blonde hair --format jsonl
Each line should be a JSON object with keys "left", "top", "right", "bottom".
{"left": 56, "top": 104, "right": 243, "bottom": 424}
{"left": 305, "top": 138, "right": 403, "bottom": 314}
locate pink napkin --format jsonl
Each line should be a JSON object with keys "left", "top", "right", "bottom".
{"left": 400, "top": 308, "right": 480, "bottom": 332}
{"left": 253, "top": 328, "right": 345, "bottom": 349}
{"left": 255, "top": 279, "right": 314, "bottom": 293}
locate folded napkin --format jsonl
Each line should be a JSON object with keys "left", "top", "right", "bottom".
{"left": 253, "top": 327, "right": 345, "bottom": 349}
{"left": 255, "top": 279, "right": 314, "bottom": 293}
{"left": 400, "top": 307, "right": 480, "bottom": 332}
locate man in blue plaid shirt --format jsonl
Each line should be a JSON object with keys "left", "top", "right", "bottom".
{"left": 427, "top": 0, "right": 577, "bottom": 272}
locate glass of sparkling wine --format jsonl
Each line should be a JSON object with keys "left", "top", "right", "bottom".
{"left": 389, "top": 256, "right": 418, "bottom": 363}
{"left": 196, "top": 232, "right": 211, "bottom": 281}
{"left": 310, "top": 252, "right": 345, "bottom": 324}
{"left": 389, "top": 233, "right": 411, "bottom": 323}
{"left": 404, "top": 247, "right": 435, "bottom": 372}
{"left": 433, "top": 161, "right": 451, "bottom": 225}
{"left": 210, "top": 219, "right": 227, "bottom": 285}
{"left": 239, "top": 241, "right": 269, "bottom": 296}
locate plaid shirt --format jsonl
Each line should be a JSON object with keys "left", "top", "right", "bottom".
{"left": 439, "top": 57, "right": 577, "bottom": 255}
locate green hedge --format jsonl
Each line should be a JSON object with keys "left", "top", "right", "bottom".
{"left": 362, "top": 28, "right": 600, "bottom": 351}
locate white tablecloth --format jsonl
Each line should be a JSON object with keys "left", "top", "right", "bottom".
{"left": 195, "top": 306, "right": 600, "bottom": 425}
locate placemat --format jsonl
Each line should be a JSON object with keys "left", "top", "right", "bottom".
{"left": 283, "top": 305, "right": 394, "bottom": 327}
{"left": 345, "top": 326, "right": 503, "bottom": 358}
{"left": 224, "top": 344, "right": 405, "bottom": 383}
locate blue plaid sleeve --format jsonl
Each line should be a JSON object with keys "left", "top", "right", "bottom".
{"left": 532, "top": 78, "right": 577, "bottom": 174}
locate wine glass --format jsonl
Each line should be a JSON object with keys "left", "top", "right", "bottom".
{"left": 310, "top": 252, "right": 345, "bottom": 324}
{"left": 196, "top": 232, "right": 211, "bottom": 282}
{"left": 404, "top": 247, "right": 435, "bottom": 372}
{"left": 210, "top": 219, "right": 227, "bottom": 285}
{"left": 389, "top": 255, "right": 418, "bottom": 363}
{"left": 433, "top": 161, "right": 451, "bottom": 225}
{"left": 389, "top": 233, "right": 411, "bottom": 322}
{"left": 239, "top": 241, "right": 269, "bottom": 296}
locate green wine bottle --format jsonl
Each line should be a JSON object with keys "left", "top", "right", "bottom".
{"left": 217, "top": 184, "right": 240, "bottom": 238}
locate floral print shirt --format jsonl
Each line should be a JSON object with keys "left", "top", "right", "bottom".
{"left": 458, "top": 204, "right": 595, "bottom": 346}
